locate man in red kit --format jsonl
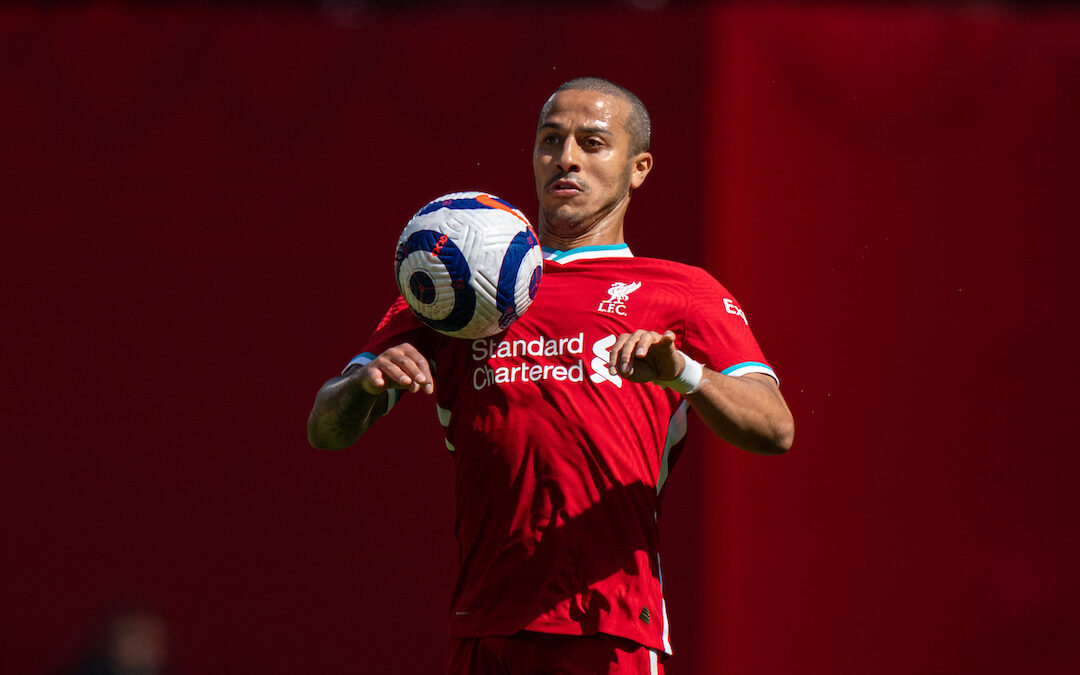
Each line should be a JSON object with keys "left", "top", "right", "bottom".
{"left": 307, "top": 77, "right": 794, "bottom": 674}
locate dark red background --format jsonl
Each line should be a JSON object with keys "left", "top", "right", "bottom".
{"left": 2, "top": 4, "right": 1077, "bottom": 673}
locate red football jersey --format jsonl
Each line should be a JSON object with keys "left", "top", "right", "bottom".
{"left": 347, "top": 245, "right": 777, "bottom": 655}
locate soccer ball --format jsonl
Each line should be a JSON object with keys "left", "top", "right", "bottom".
{"left": 395, "top": 191, "right": 543, "bottom": 339}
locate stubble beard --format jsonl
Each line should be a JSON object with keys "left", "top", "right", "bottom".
{"left": 539, "top": 166, "right": 634, "bottom": 240}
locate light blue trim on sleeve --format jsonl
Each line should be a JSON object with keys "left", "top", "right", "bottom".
{"left": 343, "top": 352, "right": 377, "bottom": 374}
{"left": 721, "top": 361, "right": 780, "bottom": 386}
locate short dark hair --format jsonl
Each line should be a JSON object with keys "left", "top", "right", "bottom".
{"left": 539, "top": 77, "right": 651, "bottom": 154}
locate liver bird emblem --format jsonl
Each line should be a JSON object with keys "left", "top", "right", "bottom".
{"left": 607, "top": 281, "right": 642, "bottom": 302}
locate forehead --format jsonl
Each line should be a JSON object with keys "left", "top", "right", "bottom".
{"left": 538, "top": 89, "right": 631, "bottom": 135}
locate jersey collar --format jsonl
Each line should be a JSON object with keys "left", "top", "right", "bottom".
{"left": 542, "top": 243, "right": 634, "bottom": 265}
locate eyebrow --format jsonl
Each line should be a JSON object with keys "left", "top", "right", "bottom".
{"left": 538, "top": 122, "right": 614, "bottom": 136}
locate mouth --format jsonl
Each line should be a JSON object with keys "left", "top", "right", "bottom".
{"left": 546, "top": 177, "right": 584, "bottom": 197}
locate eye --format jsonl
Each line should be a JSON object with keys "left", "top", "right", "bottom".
{"left": 582, "top": 137, "right": 604, "bottom": 150}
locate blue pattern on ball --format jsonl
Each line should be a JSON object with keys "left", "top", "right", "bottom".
{"left": 396, "top": 229, "right": 476, "bottom": 334}
{"left": 495, "top": 227, "right": 540, "bottom": 328}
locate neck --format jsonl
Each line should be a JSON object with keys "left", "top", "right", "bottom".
{"left": 538, "top": 195, "right": 629, "bottom": 250}
{"left": 539, "top": 223, "right": 624, "bottom": 251}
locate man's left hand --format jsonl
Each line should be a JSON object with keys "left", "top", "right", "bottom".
{"left": 608, "top": 329, "right": 685, "bottom": 383}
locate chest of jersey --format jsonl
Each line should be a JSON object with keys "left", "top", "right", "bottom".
{"left": 424, "top": 259, "right": 688, "bottom": 535}
{"left": 526, "top": 259, "right": 689, "bottom": 335}
{"left": 438, "top": 258, "right": 689, "bottom": 396}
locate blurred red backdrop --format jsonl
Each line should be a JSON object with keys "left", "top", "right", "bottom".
{"left": 1, "top": 3, "right": 1077, "bottom": 674}
{"left": 704, "top": 7, "right": 1080, "bottom": 674}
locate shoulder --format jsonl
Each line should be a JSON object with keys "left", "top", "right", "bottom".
{"left": 626, "top": 255, "right": 712, "bottom": 275}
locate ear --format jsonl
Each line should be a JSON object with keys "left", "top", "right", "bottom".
{"left": 629, "top": 152, "right": 653, "bottom": 190}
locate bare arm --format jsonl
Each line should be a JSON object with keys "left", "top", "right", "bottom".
{"left": 609, "top": 330, "right": 794, "bottom": 455}
{"left": 682, "top": 371, "right": 793, "bottom": 455}
{"left": 306, "top": 343, "right": 434, "bottom": 450}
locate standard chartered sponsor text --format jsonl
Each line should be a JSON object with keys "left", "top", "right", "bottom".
{"left": 471, "top": 332, "right": 584, "bottom": 361}
{"left": 471, "top": 332, "right": 586, "bottom": 390}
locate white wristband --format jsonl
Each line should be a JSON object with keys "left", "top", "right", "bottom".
{"left": 657, "top": 350, "right": 704, "bottom": 395}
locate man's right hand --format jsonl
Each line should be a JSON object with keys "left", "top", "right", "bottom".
{"left": 308, "top": 342, "right": 434, "bottom": 449}
{"left": 357, "top": 343, "right": 434, "bottom": 395}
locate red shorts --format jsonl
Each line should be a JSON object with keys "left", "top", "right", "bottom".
{"left": 447, "top": 632, "right": 664, "bottom": 675}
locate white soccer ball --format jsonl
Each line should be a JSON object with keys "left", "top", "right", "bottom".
{"left": 395, "top": 191, "right": 544, "bottom": 339}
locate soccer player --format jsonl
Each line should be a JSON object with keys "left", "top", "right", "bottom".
{"left": 308, "top": 77, "right": 794, "bottom": 674}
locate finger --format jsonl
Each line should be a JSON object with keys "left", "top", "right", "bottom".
{"left": 612, "top": 333, "right": 645, "bottom": 376}
{"left": 633, "top": 330, "right": 663, "bottom": 358}
{"left": 626, "top": 330, "right": 666, "bottom": 367}
{"left": 401, "top": 345, "right": 434, "bottom": 392}
{"left": 373, "top": 357, "right": 416, "bottom": 390}
{"left": 649, "top": 331, "right": 677, "bottom": 355}
{"left": 392, "top": 345, "right": 434, "bottom": 394}
{"left": 646, "top": 332, "right": 681, "bottom": 381}
{"left": 620, "top": 331, "right": 647, "bottom": 373}
{"left": 618, "top": 331, "right": 655, "bottom": 376}
{"left": 609, "top": 334, "right": 632, "bottom": 375}
{"left": 414, "top": 358, "right": 434, "bottom": 394}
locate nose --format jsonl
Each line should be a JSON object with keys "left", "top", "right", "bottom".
{"left": 555, "top": 138, "right": 580, "bottom": 173}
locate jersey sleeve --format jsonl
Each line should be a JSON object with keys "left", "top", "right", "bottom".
{"left": 682, "top": 269, "right": 779, "bottom": 385}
